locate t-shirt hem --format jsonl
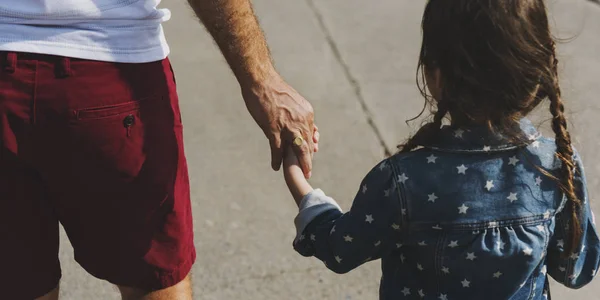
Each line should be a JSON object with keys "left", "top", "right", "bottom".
{"left": 0, "top": 41, "right": 170, "bottom": 63}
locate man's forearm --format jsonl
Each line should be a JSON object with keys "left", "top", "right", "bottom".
{"left": 188, "top": 0, "right": 276, "bottom": 87}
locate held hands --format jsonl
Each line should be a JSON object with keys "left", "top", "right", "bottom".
{"left": 283, "top": 126, "right": 319, "bottom": 203}
{"left": 242, "top": 72, "right": 316, "bottom": 179}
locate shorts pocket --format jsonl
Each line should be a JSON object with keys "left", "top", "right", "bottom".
{"left": 74, "top": 96, "right": 155, "bottom": 121}
{"left": 69, "top": 95, "right": 171, "bottom": 179}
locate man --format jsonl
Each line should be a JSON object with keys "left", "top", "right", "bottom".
{"left": 0, "top": 0, "right": 315, "bottom": 299}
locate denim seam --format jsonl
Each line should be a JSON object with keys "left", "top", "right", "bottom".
{"left": 409, "top": 215, "right": 549, "bottom": 232}
{"left": 390, "top": 162, "right": 410, "bottom": 231}
{"left": 434, "top": 233, "right": 446, "bottom": 294}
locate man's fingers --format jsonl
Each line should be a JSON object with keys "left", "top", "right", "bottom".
{"left": 270, "top": 135, "right": 283, "bottom": 171}
{"left": 291, "top": 131, "right": 313, "bottom": 178}
{"left": 293, "top": 143, "right": 312, "bottom": 179}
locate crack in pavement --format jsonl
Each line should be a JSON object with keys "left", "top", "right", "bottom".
{"left": 304, "top": 0, "right": 392, "bottom": 157}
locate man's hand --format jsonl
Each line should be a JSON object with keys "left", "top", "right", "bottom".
{"left": 242, "top": 73, "right": 316, "bottom": 177}
{"left": 188, "top": 0, "right": 318, "bottom": 177}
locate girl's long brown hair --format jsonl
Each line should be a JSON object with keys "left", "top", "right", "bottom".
{"left": 400, "top": 0, "right": 581, "bottom": 254}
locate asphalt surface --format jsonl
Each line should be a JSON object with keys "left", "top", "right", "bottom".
{"left": 56, "top": 0, "right": 600, "bottom": 299}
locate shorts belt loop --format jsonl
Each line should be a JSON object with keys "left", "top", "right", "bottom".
{"left": 55, "top": 57, "right": 72, "bottom": 78}
{"left": 4, "top": 52, "right": 16, "bottom": 73}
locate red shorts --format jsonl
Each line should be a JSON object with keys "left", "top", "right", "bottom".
{"left": 0, "top": 52, "right": 195, "bottom": 299}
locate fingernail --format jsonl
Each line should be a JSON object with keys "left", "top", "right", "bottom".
{"left": 308, "top": 172, "right": 312, "bottom": 178}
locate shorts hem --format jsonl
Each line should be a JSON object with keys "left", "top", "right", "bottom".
{"left": 152, "top": 248, "right": 197, "bottom": 290}
{"left": 78, "top": 247, "right": 196, "bottom": 291}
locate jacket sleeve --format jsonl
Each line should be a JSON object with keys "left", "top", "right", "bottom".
{"left": 547, "top": 151, "right": 600, "bottom": 288}
{"left": 292, "top": 159, "right": 404, "bottom": 274}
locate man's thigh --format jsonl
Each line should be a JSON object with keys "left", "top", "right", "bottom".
{"left": 33, "top": 56, "right": 196, "bottom": 291}
{"left": 0, "top": 53, "right": 61, "bottom": 300}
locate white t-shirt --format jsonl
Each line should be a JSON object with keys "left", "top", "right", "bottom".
{"left": 0, "top": 0, "right": 171, "bottom": 63}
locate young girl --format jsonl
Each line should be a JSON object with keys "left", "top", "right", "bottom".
{"left": 283, "top": 0, "right": 600, "bottom": 299}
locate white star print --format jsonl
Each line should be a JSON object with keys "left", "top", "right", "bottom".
{"left": 427, "top": 154, "right": 438, "bottom": 163}
{"left": 532, "top": 140, "right": 540, "bottom": 148}
{"left": 536, "top": 176, "right": 543, "bottom": 186}
{"left": 330, "top": 225, "right": 336, "bottom": 235}
{"left": 299, "top": 234, "right": 305, "bottom": 241}
{"left": 543, "top": 210, "right": 551, "bottom": 219}
{"left": 335, "top": 256, "right": 342, "bottom": 263}
{"left": 557, "top": 239, "right": 565, "bottom": 247}
{"left": 418, "top": 289, "right": 425, "bottom": 297}
{"left": 401, "top": 287, "right": 410, "bottom": 296}
{"left": 417, "top": 263, "right": 424, "bottom": 271}
{"left": 541, "top": 265, "right": 547, "bottom": 275}
{"left": 454, "top": 129, "right": 464, "bottom": 138}
{"left": 397, "top": 173, "right": 409, "bottom": 184}
{"left": 536, "top": 225, "right": 545, "bottom": 232}
{"left": 391, "top": 223, "right": 401, "bottom": 230}
{"left": 507, "top": 192, "right": 518, "bottom": 202}
{"left": 400, "top": 253, "right": 406, "bottom": 263}
{"left": 402, "top": 208, "right": 407, "bottom": 215}
{"left": 497, "top": 240, "right": 506, "bottom": 250}
{"left": 461, "top": 279, "right": 471, "bottom": 287}
{"left": 418, "top": 241, "right": 427, "bottom": 246}
{"left": 384, "top": 189, "right": 391, "bottom": 197}
{"left": 448, "top": 240, "right": 459, "bottom": 248}
{"left": 365, "top": 214, "right": 374, "bottom": 223}
{"left": 343, "top": 235, "right": 353, "bottom": 242}
{"left": 428, "top": 193, "right": 438, "bottom": 203}
{"left": 488, "top": 221, "right": 499, "bottom": 228}
{"left": 378, "top": 161, "right": 388, "bottom": 170}
{"left": 432, "top": 225, "right": 442, "bottom": 230}
{"left": 528, "top": 134, "right": 538, "bottom": 141}
{"left": 362, "top": 184, "right": 367, "bottom": 194}
{"left": 310, "top": 234, "right": 316, "bottom": 241}
{"left": 570, "top": 253, "right": 580, "bottom": 260}
{"left": 493, "top": 271, "right": 503, "bottom": 278}
{"left": 457, "top": 164, "right": 468, "bottom": 174}
{"left": 483, "top": 145, "right": 491, "bottom": 152}
{"left": 396, "top": 243, "right": 403, "bottom": 248}
{"left": 441, "top": 267, "right": 450, "bottom": 274}
{"left": 559, "top": 266, "right": 566, "bottom": 272}
{"left": 458, "top": 204, "right": 469, "bottom": 214}
{"left": 508, "top": 156, "right": 519, "bottom": 166}
{"left": 374, "top": 240, "right": 381, "bottom": 247}
{"left": 485, "top": 180, "right": 495, "bottom": 191}
{"left": 466, "top": 252, "right": 477, "bottom": 260}
{"left": 523, "top": 247, "right": 533, "bottom": 256}
{"left": 439, "top": 294, "right": 448, "bottom": 300}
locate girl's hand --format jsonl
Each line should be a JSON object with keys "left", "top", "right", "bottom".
{"left": 284, "top": 126, "right": 319, "bottom": 204}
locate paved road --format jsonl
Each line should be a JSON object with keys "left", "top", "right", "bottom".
{"left": 57, "top": 0, "right": 600, "bottom": 299}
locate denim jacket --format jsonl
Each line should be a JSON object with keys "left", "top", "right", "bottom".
{"left": 293, "top": 119, "right": 600, "bottom": 300}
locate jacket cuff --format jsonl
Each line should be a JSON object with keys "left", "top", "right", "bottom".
{"left": 293, "top": 189, "right": 342, "bottom": 242}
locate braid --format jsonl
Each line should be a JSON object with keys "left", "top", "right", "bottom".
{"left": 547, "top": 44, "right": 582, "bottom": 256}
{"left": 398, "top": 103, "right": 448, "bottom": 153}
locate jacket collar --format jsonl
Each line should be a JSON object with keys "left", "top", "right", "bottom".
{"left": 419, "top": 118, "right": 540, "bottom": 153}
